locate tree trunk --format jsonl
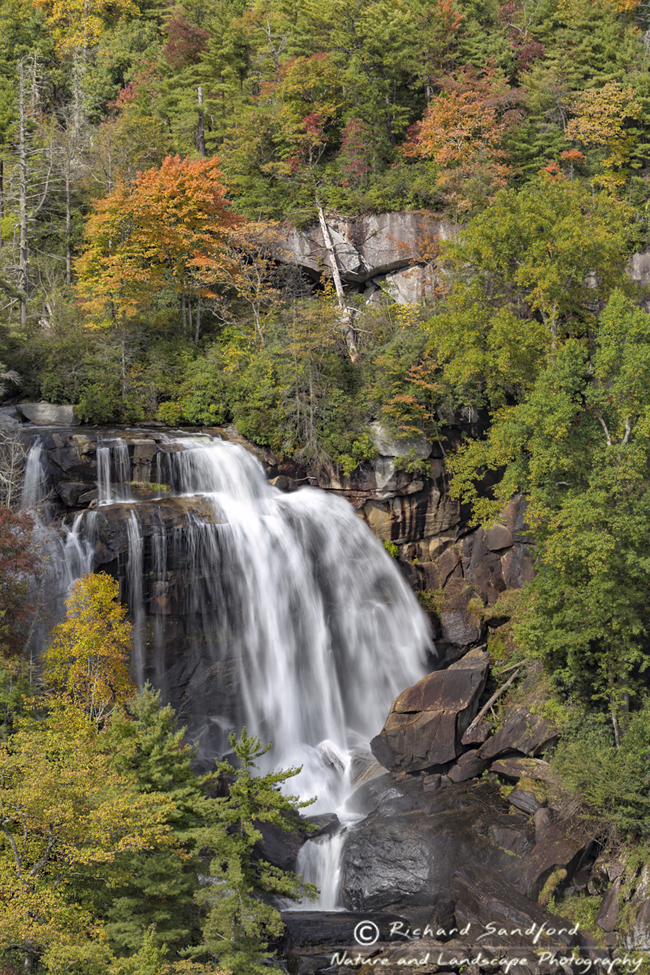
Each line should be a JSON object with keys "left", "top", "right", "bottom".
{"left": 0, "top": 158, "right": 4, "bottom": 250}
{"left": 194, "top": 295, "right": 202, "bottom": 347}
{"left": 315, "top": 202, "right": 359, "bottom": 365}
{"left": 197, "top": 86, "right": 206, "bottom": 157}
{"left": 18, "top": 61, "right": 29, "bottom": 329}
{"left": 65, "top": 152, "right": 72, "bottom": 285}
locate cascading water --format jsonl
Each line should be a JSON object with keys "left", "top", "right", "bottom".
{"left": 29, "top": 431, "right": 433, "bottom": 909}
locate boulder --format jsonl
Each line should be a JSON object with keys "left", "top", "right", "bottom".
{"left": 596, "top": 880, "right": 621, "bottom": 933}
{"left": 368, "top": 421, "right": 431, "bottom": 460}
{"left": 0, "top": 406, "right": 22, "bottom": 430}
{"left": 490, "top": 757, "right": 557, "bottom": 783}
{"left": 374, "top": 264, "right": 438, "bottom": 305}
{"left": 453, "top": 862, "right": 577, "bottom": 948}
{"left": 279, "top": 909, "right": 409, "bottom": 975}
{"left": 370, "top": 648, "right": 489, "bottom": 772}
{"left": 340, "top": 778, "right": 535, "bottom": 912}
{"left": 508, "top": 790, "right": 541, "bottom": 817}
{"left": 461, "top": 720, "right": 492, "bottom": 746}
{"left": 518, "top": 813, "right": 595, "bottom": 901}
{"left": 439, "top": 578, "right": 485, "bottom": 646}
{"left": 478, "top": 708, "right": 558, "bottom": 762}
{"left": 448, "top": 749, "right": 489, "bottom": 783}
{"left": 16, "top": 402, "right": 79, "bottom": 426}
{"left": 56, "top": 481, "right": 89, "bottom": 507}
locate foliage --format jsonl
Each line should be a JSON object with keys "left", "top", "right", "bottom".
{"left": 76, "top": 155, "right": 238, "bottom": 342}
{"left": 552, "top": 699, "right": 650, "bottom": 840}
{"left": 0, "top": 702, "right": 173, "bottom": 971}
{"left": 43, "top": 573, "right": 135, "bottom": 725}
{"left": 97, "top": 685, "right": 213, "bottom": 957}
{"left": 196, "top": 728, "right": 317, "bottom": 975}
{"left": 0, "top": 508, "right": 39, "bottom": 658}
{"left": 403, "top": 63, "right": 524, "bottom": 216}
{"left": 427, "top": 173, "right": 632, "bottom": 413}
{"left": 451, "top": 293, "right": 650, "bottom": 732}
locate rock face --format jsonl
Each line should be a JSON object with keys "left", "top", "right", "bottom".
{"left": 279, "top": 211, "right": 455, "bottom": 287}
{"left": 16, "top": 401, "right": 79, "bottom": 425}
{"left": 370, "top": 648, "right": 489, "bottom": 772}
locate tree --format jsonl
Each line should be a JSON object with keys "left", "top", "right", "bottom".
{"left": 196, "top": 729, "right": 317, "bottom": 975}
{"left": 0, "top": 507, "right": 39, "bottom": 658}
{"left": 97, "top": 685, "right": 213, "bottom": 957}
{"left": 402, "top": 64, "right": 524, "bottom": 217}
{"left": 31, "top": 0, "right": 138, "bottom": 57}
{"left": 76, "top": 155, "right": 238, "bottom": 345}
{"left": 43, "top": 573, "right": 134, "bottom": 725}
{"left": 425, "top": 172, "right": 632, "bottom": 415}
{"left": 0, "top": 702, "right": 173, "bottom": 973}
{"left": 566, "top": 80, "right": 641, "bottom": 189}
{"left": 449, "top": 292, "right": 650, "bottom": 740}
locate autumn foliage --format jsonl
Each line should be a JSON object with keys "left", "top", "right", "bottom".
{"left": 403, "top": 64, "right": 524, "bottom": 213}
{"left": 76, "top": 155, "right": 238, "bottom": 333}
{"left": 44, "top": 573, "right": 135, "bottom": 724}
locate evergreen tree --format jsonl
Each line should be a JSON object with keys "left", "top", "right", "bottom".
{"left": 98, "top": 684, "right": 214, "bottom": 957}
{"left": 196, "top": 729, "right": 317, "bottom": 975}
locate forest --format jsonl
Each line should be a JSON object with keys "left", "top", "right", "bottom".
{"left": 3, "top": 0, "right": 650, "bottom": 971}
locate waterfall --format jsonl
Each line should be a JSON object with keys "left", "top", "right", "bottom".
{"left": 30, "top": 431, "right": 433, "bottom": 908}
{"left": 97, "top": 439, "right": 132, "bottom": 504}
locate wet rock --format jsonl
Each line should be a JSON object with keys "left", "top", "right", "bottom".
{"left": 304, "top": 813, "right": 340, "bottom": 838}
{"left": 56, "top": 481, "right": 88, "bottom": 506}
{"left": 255, "top": 816, "right": 304, "bottom": 872}
{"left": 478, "top": 709, "right": 558, "bottom": 762}
{"left": 16, "top": 402, "right": 79, "bottom": 426}
{"left": 518, "top": 813, "right": 595, "bottom": 901}
{"left": 341, "top": 779, "right": 533, "bottom": 912}
{"left": 279, "top": 909, "right": 409, "bottom": 975}
{"left": 270, "top": 474, "right": 299, "bottom": 491}
{"left": 370, "top": 648, "right": 489, "bottom": 772}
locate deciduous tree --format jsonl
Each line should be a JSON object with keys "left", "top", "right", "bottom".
{"left": 76, "top": 155, "right": 238, "bottom": 345}
{"left": 43, "top": 572, "right": 134, "bottom": 725}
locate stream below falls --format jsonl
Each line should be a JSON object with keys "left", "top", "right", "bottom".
{"left": 22, "top": 430, "right": 433, "bottom": 909}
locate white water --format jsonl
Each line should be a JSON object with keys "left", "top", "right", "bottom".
{"left": 27, "top": 432, "right": 433, "bottom": 908}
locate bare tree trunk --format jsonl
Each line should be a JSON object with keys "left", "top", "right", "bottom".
{"left": 65, "top": 153, "right": 72, "bottom": 285}
{"left": 194, "top": 295, "right": 201, "bottom": 347}
{"left": 197, "top": 86, "right": 206, "bottom": 157}
{"left": 315, "top": 202, "right": 359, "bottom": 365}
{"left": 0, "top": 158, "right": 4, "bottom": 249}
{"left": 18, "top": 61, "right": 29, "bottom": 329}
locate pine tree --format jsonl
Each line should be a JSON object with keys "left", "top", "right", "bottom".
{"left": 197, "top": 729, "right": 317, "bottom": 975}
{"left": 98, "top": 684, "right": 214, "bottom": 958}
